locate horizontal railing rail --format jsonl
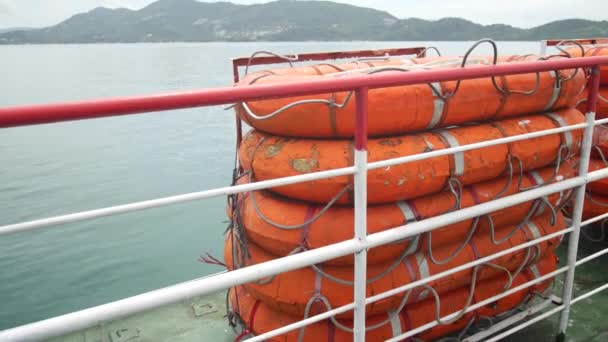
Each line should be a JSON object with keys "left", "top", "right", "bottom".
{"left": 2, "top": 53, "right": 608, "bottom": 342}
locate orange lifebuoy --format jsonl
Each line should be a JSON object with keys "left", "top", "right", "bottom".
{"left": 242, "top": 55, "right": 528, "bottom": 81}
{"left": 586, "top": 158, "right": 608, "bottom": 196}
{"left": 242, "top": 58, "right": 414, "bottom": 78}
{"left": 566, "top": 46, "right": 608, "bottom": 86}
{"left": 236, "top": 56, "right": 584, "bottom": 138}
{"left": 229, "top": 254, "right": 557, "bottom": 342}
{"left": 563, "top": 158, "right": 608, "bottom": 219}
{"left": 225, "top": 212, "right": 564, "bottom": 318}
{"left": 231, "top": 164, "right": 574, "bottom": 266}
{"left": 239, "top": 109, "right": 583, "bottom": 204}
{"left": 592, "top": 125, "right": 608, "bottom": 161}
{"left": 582, "top": 193, "right": 608, "bottom": 220}
{"left": 575, "top": 87, "right": 608, "bottom": 118}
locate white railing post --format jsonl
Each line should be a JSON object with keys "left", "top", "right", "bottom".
{"left": 540, "top": 40, "right": 548, "bottom": 56}
{"left": 353, "top": 87, "right": 369, "bottom": 342}
{"left": 557, "top": 66, "right": 600, "bottom": 341}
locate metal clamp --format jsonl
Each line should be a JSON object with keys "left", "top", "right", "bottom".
{"left": 109, "top": 328, "right": 140, "bottom": 342}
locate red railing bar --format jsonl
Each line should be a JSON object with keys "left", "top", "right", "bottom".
{"left": 1, "top": 56, "right": 608, "bottom": 129}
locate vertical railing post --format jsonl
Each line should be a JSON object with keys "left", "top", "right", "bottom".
{"left": 540, "top": 40, "right": 548, "bottom": 57}
{"left": 235, "top": 114, "right": 243, "bottom": 151}
{"left": 353, "top": 87, "right": 369, "bottom": 342}
{"left": 232, "top": 60, "right": 243, "bottom": 167}
{"left": 557, "top": 66, "right": 601, "bottom": 341}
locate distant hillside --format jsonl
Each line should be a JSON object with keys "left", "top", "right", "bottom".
{"left": 1, "top": 0, "right": 607, "bottom": 43}
{"left": 0, "top": 27, "right": 32, "bottom": 34}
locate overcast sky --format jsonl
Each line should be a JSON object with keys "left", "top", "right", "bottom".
{"left": 0, "top": 0, "right": 606, "bottom": 29}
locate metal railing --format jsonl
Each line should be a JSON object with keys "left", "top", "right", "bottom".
{"left": 1, "top": 51, "right": 608, "bottom": 342}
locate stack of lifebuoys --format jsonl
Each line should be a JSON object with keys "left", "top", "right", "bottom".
{"left": 225, "top": 50, "right": 587, "bottom": 341}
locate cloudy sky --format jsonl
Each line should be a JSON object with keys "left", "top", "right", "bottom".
{"left": 0, "top": 0, "right": 606, "bottom": 29}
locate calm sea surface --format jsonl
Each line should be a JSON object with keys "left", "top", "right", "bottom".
{"left": 1, "top": 41, "right": 606, "bottom": 340}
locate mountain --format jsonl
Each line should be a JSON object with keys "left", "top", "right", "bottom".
{"left": 0, "top": 0, "right": 607, "bottom": 44}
